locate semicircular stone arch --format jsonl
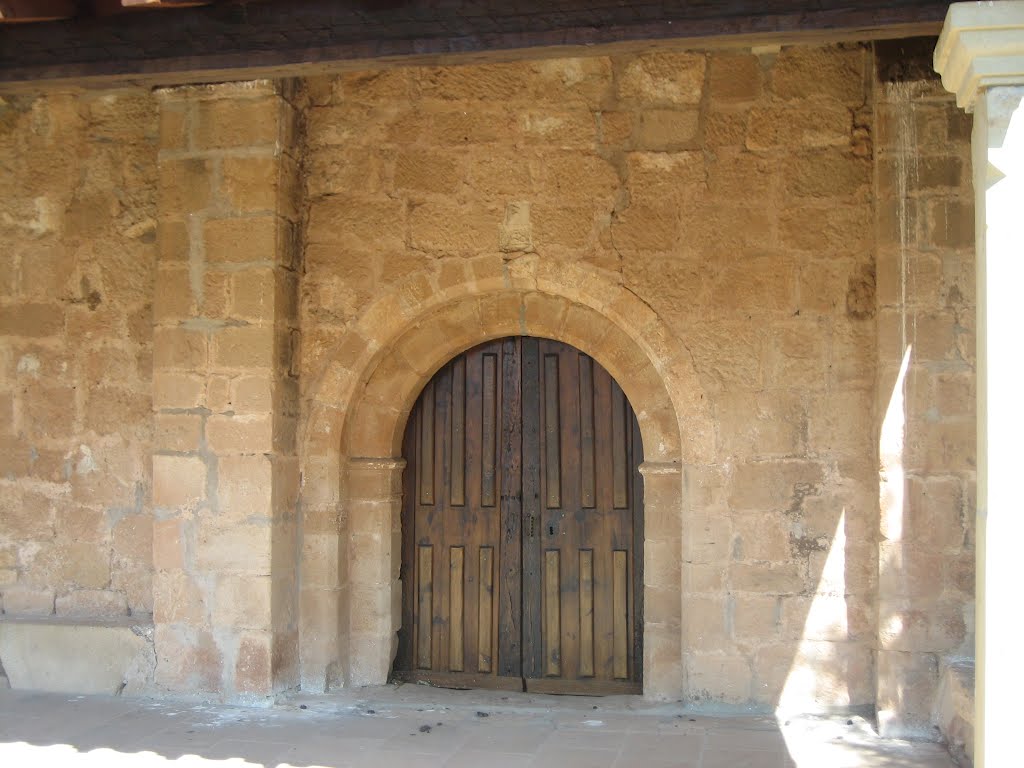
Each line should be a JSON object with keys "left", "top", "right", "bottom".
{"left": 297, "top": 254, "right": 714, "bottom": 700}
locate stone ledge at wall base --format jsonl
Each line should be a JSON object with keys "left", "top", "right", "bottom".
{"left": 935, "top": 659, "right": 975, "bottom": 767}
{"left": 0, "top": 616, "right": 155, "bottom": 696}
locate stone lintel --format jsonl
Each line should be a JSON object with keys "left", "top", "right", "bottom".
{"left": 934, "top": 1, "right": 1024, "bottom": 111}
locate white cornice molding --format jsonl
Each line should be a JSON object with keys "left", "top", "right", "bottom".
{"left": 935, "top": 1, "right": 1024, "bottom": 111}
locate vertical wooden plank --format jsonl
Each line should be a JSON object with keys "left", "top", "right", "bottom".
{"left": 396, "top": 402, "right": 418, "bottom": 671}
{"left": 579, "top": 355, "right": 595, "bottom": 509}
{"left": 478, "top": 546, "right": 493, "bottom": 673}
{"left": 611, "top": 381, "right": 628, "bottom": 509}
{"left": 417, "top": 545, "right": 433, "bottom": 669}
{"left": 450, "top": 357, "right": 466, "bottom": 506}
{"left": 521, "top": 337, "right": 543, "bottom": 679}
{"left": 481, "top": 353, "right": 497, "bottom": 507}
{"left": 613, "top": 549, "right": 628, "bottom": 679}
{"left": 544, "top": 550, "right": 561, "bottom": 676}
{"left": 579, "top": 549, "right": 594, "bottom": 677}
{"left": 631, "top": 411, "right": 645, "bottom": 688}
{"left": 449, "top": 547, "right": 464, "bottom": 671}
{"left": 544, "top": 354, "right": 561, "bottom": 509}
{"left": 419, "top": 381, "right": 434, "bottom": 506}
{"left": 498, "top": 338, "right": 522, "bottom": 677}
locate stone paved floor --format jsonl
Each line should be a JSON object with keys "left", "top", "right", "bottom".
{"left": 0, "top": 685, "right": 958, "bottom": 767}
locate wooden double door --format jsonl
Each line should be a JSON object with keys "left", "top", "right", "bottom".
{"left": 395, "top": 337, "right": 644, "bottom": 694}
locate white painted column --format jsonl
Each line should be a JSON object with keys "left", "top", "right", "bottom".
{"left": 935, "top": 5, "right": 1024, "bottom": 767}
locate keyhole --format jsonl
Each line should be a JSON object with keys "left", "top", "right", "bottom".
{"left": 549, "top": 525, "right": 555, "bottom": 536}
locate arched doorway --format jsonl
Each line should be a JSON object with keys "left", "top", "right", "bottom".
{"left": 393, "top": 336, "right": 644, "bottom": 694}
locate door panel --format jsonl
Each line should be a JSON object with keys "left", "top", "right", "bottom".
{"left": 395, "top": 337, "right": 643, "bottom": 694}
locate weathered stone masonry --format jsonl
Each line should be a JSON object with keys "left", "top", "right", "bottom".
{"left": 0, "top": 42, "right": 975, "bottom": 737}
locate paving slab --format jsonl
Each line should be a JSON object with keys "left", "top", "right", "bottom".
{"left": 0, "top": 685, "right": 958, "bottom": 767}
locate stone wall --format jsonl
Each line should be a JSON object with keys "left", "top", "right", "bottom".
{"left": 0, "top": 91, "right": 157, "bottom": 621}
{"left": 298, "top": 44, "right": 886, "bottom": 710}
{"left": 873, "top": 72, "right": 976, "bottom": 737}
{"left": 0, "top": 40, "right": 976, "bottom": 721}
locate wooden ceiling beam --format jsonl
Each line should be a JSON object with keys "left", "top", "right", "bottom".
{"left": 0, "top": 0, "right": 77, "bottom": 22}
{"left": 120, "top": 1, "right": 213, "bottom": 7}
{"left": 0, "top": 0, "right": 952, "bottom": 89}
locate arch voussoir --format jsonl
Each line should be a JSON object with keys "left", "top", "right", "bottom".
{"left": 298, "top": 264, "right": 710, "bottom": 697}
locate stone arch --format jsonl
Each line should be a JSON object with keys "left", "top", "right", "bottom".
{"left": 297, "top": 254, "right": 713, "bottom": 699}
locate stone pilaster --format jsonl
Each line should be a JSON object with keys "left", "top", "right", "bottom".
{"left": 639, "top": 461, "right": 684, "bottom": 701}
{"left": 345, "top": 458, "right": 406, "bottom": 686}
{"left": 151, "top": 80, "right": 301, "bottom": 702}
{"left": 935, "top": 4, "right": 1024, "bottom": 765}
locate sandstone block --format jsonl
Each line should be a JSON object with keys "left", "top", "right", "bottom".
{"left": 518, "top": 110, "right": 596, "bottom": 147}
{"left": 1, "top": 586, "right": 54, "bottom": 616}
{"left": 154, "top": 266, "right": 195, "bottom": 322}
{"left": 625, "top": 151, "right": 705, "bottom": 203}
{"left": 409, "top": 200, "right": 497, "bottom": 256}
{"left": 221, "top": 156, "right": 280, "bottom": 213}
{"left": 684, "top": 597, "right": 729, "bottom": 652}
{"left": 154, "top": 624, "right": 222, "bottom": 694}
{"left": 154, "top": 413, "right": 203, "bottom": 453}
{"left": 234, "top": 630, "right": 273, "bottom": 697}
{"left": 876, "top": 649, "right": 939, "bottom": 737}
{"left": 231, "top": 375, "right": 275, "bottom": 414}
{"left": 1, "top": 490, "right": 56, "bottom": 540}
{"left": 158, "top": 158, "right": 212, "bottom": 216}
{"left": 644, "top": 538, "right": 681, "bottom": 589}
{"left": 784, "top": 150, "right": 870, "bottom": 200}
{"left": 704, "top": 110, "right": 748, "bottom": 148}
{"left": 211, "top": 325, "right": 274, "bottom": 369}
{"left": 112, "top": 514, "right": 153, "bottom": 565}
{"left": 707, "top": 53, "right": 762, "bottom": 102}
{"left": 206, "top": 414, "right": 273, "bottom": 455}
{"left": 633, "top": 109, "right": 700, "bottom": 151}
{"left": 152, "top": 454, "right": 207, "bottom": 509}
{"left": 747, "top": 102, "right": 851, "bottom": 150}
{"left": 195, "top": 97, "right": 281, "bottom": 150}
{"left": 733, "top": 513, "right": 793, "bottom": 561}
{"left": 152, "top": 519, "right": 186, "bottom": 571}
{"left": 153, "top": 327, "right": 207, "bottom": 370}
{"left": 530, "top": 203, "right": 598, "bottom": 250}
{"left": 772, "top": 45, "right": 866, "bottom": 104}
{"left": 307, "top": 194, "right": 405, "bottom": 250}
{"left": 401, "top": 104, "right": 513, "bottom": 146}
{"left": 153, "top": 371, "right": 206, "bottom": 409}
{"left": 205, "top": 216, "right": 280, "bottom": 264}
{"left": 466, "top": 150, "right": 533, "bottom": 197}
{"left": 217, "top": 454, "right": 274, "bottom": 520}
{"left": 0, "top": 303, "right": 64, "bottom": 337}
{"left": 730, "top": 563, "right": 805, "bottom": 595}
{"left": 686, "top": 653, "right": 751, "bottom": 703}
{"left": 617, "top": 52, "right": 705, "bottom": 106}
{"left": 0, "top": 618, "right": 155, "bottom": 695}
{"left": 213, "top": 575, "right": 272, "bottom": 629}
{"left": 153, "top": 569, "right": 206, "bottom": 625}
{"left": 610, "top": 203, "right": 678, "bottom": 252}
{"left": 84, "top": 386, "right": 151, "bottom": 437}
{"left": 55, "top": 589, "right": 128, "bottom": 618}
{"left": 729, "top": 460, "right": 824, "bottom": 513}
{"left": 158, "top": 104, "right": 187, "bottom": 151}
{"left": 394, "top": 149, "right": 462, "bottom": 194}
{"left": 56, "top": 502, "right": 105, "bottom": 544}
{"left": 197, "top": 522, "right": 272, "bottom": 574}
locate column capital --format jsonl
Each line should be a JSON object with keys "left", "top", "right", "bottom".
{"left": 934, "top": 1, "right": 1024, "bottom": 111}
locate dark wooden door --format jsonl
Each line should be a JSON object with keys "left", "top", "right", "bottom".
{"left": 394, "top": 337, "right": 643, "bottom": 694}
